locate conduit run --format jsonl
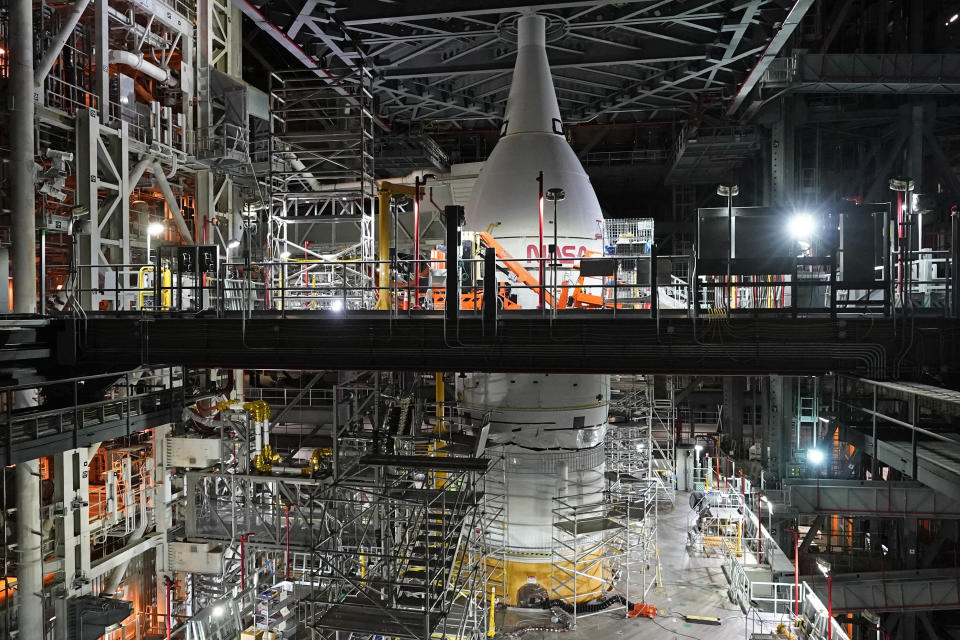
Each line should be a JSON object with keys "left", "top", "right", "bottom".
{"left": 109, "top": 50, "right": 178, "bottom": 87}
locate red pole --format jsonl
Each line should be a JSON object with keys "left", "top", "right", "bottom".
{"left": 413, "top": 177, "right": 421, "bottom": 308}
{"left": 239, "top": 533, "right": 253, "bottom": 589}
{"left": 827, "top": 572, "right": 834, "bottom": 640}
{"left": 537, "top": 171, "right": 544, "bottom": 309}
{"left": 789, "top": 527, "right": 800, "bottom": 616}
{"left": 165, "top": 576, "right": 173, "bottom": 640}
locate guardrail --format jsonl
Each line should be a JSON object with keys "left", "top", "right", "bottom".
{"left": 56, "top": 247, "right": 949, "bottom": 320}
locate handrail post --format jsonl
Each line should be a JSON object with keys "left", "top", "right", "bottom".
{"left": 444, "top": 206, "right": 462, "bottom": 332}
{"left": 482, "top": 248, "right": 497, "bottom": 336}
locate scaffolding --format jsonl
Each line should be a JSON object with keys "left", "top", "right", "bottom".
{"left": 686, "top": 490, "right": 746, "bottom": 558}
{"left": 297, "top": 452, "right": 489, "bottom": 640}
{"left": 608, "top": 376, "right": 676, "bottom": 508}
{"left": 648, "top": 377, "right": 677, "bottom": 508}
{"left": 181, "top": 373, "right": 494, "bottom": 640}
{"left": 602, "top": 219, "right": 655, "bottom": 307}
{"left": 545, "top": 375, "right": 661, "bottom": 624}
{"left": 550, "top": 479, "right": 656, "bottom": 624}
{"left": 267, "top": 69, "right": 377, "bottom": 310}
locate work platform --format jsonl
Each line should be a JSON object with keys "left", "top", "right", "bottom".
{"left": 47, "top": 311, "right": 959, "bottom": 381}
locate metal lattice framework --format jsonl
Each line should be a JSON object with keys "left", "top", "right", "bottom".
{"left": 238, "top": 1, "right": 813, "bottom": 126}
{"left": 608, "top": 375, "right": 676, "bottom": 507}
{"left": 181, "top": 372, "right": 495, "bottom": 640}
{"left": 268, "top": 69, "right": 377, "bottom": 310}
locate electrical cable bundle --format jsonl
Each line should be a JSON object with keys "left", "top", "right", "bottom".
{"left": 540, "top": 593, "right": 634, "bottom": 614}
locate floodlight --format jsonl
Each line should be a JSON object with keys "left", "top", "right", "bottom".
{"left": 331, "top": 299, "right": 344, "bottom": 312}
{"left": 816, "top": 558, "right": 831, "bottom": 576}
{"left": 212, "top": 605, "right": 224, "bottom": 618}
{"left": 147, "top": 221, "right": 165, "bottom": 237}
{"left": 788, "top": 213, "right": 815, "bottom": 242}
{"left": 227, "top": 239, "right": 241, "bottom": 249}
{"left": 807, "top": 448, "right": 825, "bottom": 465}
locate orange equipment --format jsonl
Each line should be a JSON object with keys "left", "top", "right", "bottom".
{"left": 627, "top": 603, "right": 657, "bottom": 619}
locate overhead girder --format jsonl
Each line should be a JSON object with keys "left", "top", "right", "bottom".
{"left": 807, "top": 568, "right": 960, "bottom": 614}
{"left": 784, "top": 480, "right": 960, "bottom": 519}
{"left": 238, "top": 0, "right": 806, "bottom": 125}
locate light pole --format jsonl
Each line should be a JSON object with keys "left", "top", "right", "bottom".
{"left": 412, "top": 173, "right": 436, "bottom": 309}
{"left": 536, "top": 171, "right": 545, "bottom": 309}
{"left": 545, "top": 187, "right": 565, "bottom": 312}
{"left": 717, "top": 184, "right": 739, "bottom": 308}
{"left": 147, "top": 221, "right": 165, "bottom": 263}
{"left": 817, "top": 558, "right": 833, "bottom": 640}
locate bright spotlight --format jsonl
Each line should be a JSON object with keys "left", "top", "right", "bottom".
{"left": 788, "top": 213, "right": 815, "bottom": 241}
{"left": 694, "top": 444, "right": 704, "bottom": 453}
{"left": 147, "top": 221, "right": 165, "bottom": 237}
{"left": 331, "top": 299, "right": 344, "bottom": 312}
{"left": 227, "top": 239, "right": 241, "bottom": 249}
{"left": 807, "top": 448, "right": 825, "bottom": 465}
{"left": 816, "top": 558, "right": 832, "bottom": 577}
{"left": 279, "top": 250, "right": 291, "bottom": 259}
{"left": 212, "top": 605, "right": 224, "bottom": 618}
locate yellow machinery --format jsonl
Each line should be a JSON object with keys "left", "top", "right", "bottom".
{"left": 375, "top": 182, "right": 424, "bottom": 310}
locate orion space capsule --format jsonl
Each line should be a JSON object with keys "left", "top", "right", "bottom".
{"left": 460, "top": 14, "right": 609, "bottom": 604}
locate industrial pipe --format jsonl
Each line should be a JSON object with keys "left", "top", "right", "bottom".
{"left": 375, "top": 187, "right": 393, "bottom": 310}
{"left": 10, "top": 0, "right": 37, "bottom": 314}
{"left": 148, "top": 162, "right": 195, "bottom": 244}
{"left": 34, "top": 0, "right": 93, "bottom": 87}
{"left": 102, "top": 519, "right": 149, "bottom": 595}
{"left": 108, "top": 49, "right": 178, "bottom": 87}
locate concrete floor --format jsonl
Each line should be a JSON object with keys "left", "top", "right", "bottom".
{"left": 498, "top": 491, "right": 757, "bottom": 639}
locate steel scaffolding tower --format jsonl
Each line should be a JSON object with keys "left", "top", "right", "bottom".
{"left": 648, "top": 376, "right": 677, "bottom": 508}
{"left": 608, "top": 376, "right": 676, "bottom": 508}
{"left": 267, "top": 69, "right": 377, "bottom": 310}
{"left": 182, "top": 372, "right": 494, "bottom": 640}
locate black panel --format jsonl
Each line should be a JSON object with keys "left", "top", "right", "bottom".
{"left": 842, "top": 209, "right": 881, "bottom": 286}
{"left": 698, "top": 207, "right": 800, "bottom": 274}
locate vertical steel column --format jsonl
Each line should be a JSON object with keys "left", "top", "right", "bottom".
{"left": 952, "top": 210, "right": 960, "bottom": 318}
{"left": 444, "top": 206, "right": 462, "bottom": 328}
{"left": 10, "top": 0, "right": 36, "bottom": 314}
{"left": 482, "top": 248, "right": 497, "bottom": 335}
{"left": 16, "top": 460, "right": 43, "bottom": 638}
{"left": 11, "top": 2, "right": 42, "bottom": 633}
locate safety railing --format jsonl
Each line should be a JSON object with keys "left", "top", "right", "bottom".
{"left": 730, "top": 558, "right": 851, "bottom": 640}
{"left": 0, "top": 369, "right": 184, "bottom": 462}
{"left": 244, "top": 386, "right": 335, "bottom": 408}
{"left": 57, "top": 247, "right": 957, "bottom": 320}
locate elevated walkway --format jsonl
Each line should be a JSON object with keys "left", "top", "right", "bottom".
{"left": 53, "top": 312, "right": 957, "bottom": 379}
{"left": 806, "top": 568, "right": 960, "bottom": 613}
{"left": 784, "top": 479, "right": 960, "bottom": 518}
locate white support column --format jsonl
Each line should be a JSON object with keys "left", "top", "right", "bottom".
{"left": 17, "top": 460, "right": 44, "bottom": 639}
{"left": 94, "top": 0, "right": 110, "bottom": 115}
{"left": 10, "top": 0, "right": 37, "bottom": 314}
{"left": 76, "top": 109, "right": 101, "bottom": 309}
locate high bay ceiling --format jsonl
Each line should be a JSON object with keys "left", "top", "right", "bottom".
{"left": 239, "top": 0, "right": 810, "bottom": 126}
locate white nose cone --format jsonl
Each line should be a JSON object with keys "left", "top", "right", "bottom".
{"left": 467, "top": 15, "right": 603, "bottom": 272}
{"left": 461, "top": 14, "right": 609, "bottom": 604}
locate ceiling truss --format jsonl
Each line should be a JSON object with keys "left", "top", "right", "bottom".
{"left": 237, "top": 0, "right": 811, "bottom": 127}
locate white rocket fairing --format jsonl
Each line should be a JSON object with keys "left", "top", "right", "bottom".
{"left": 460, "top": 14, "right": 608, "bottom": 603}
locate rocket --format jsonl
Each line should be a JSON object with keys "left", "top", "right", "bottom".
{"left": 460, "top": 14, "right": 609, "bottom": 605}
